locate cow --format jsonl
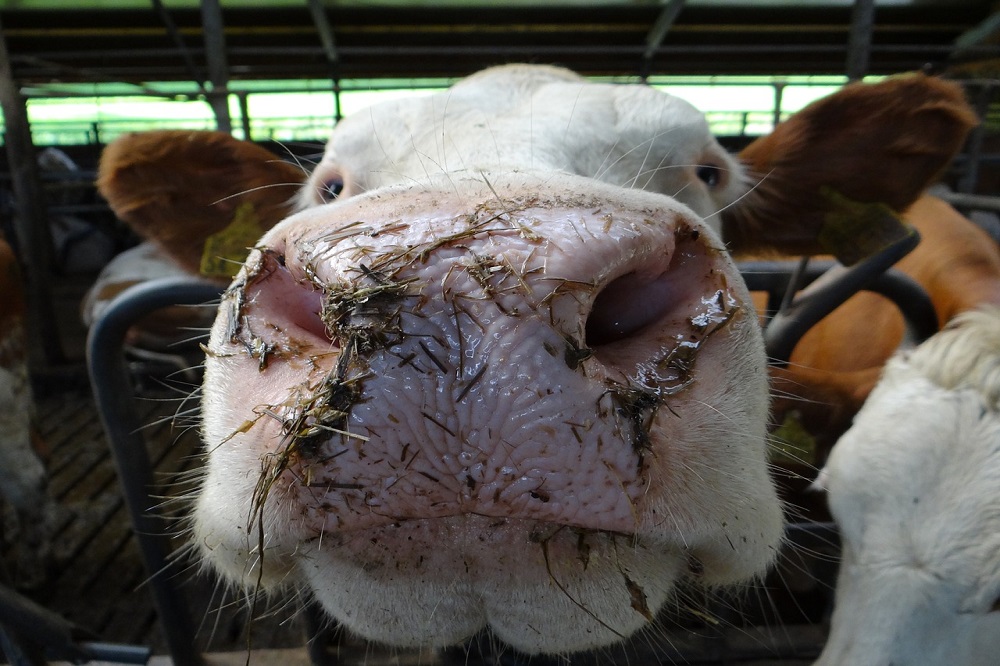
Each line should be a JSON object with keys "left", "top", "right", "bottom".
{"left": 723, "top": 72, "right": 977, "bottom": 258}
{"left": 187, "top": 64, "right": 784, "bottom": 655}
{"left": 722, "top": 75, "right": 994, "bottom": 461}
{"left": 95, "top": 129, "right": 307, "bottom": 278}
{"left": 813, "top": 306, "right": 1000, "bottom": 665}
{"left": 89, "top": 131, "right": 308, "bottom": 355}
{"left": 92, "top": 66, "right": 977, "bottom": 655}
{"left": 0, "top": 234, "right": 55, "bottom": 587}
{"left": 766, "top": 194, "right": 1000, "bottom": 457}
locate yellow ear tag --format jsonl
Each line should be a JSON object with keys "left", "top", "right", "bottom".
{"left": 199, "top": 201, "right": 264, "bottom": 278}
{"left": 818, "top": 187, "right": 915, "bottom": 266}
{"left": 768, "top": 410, "right": 817, "bottom": 466}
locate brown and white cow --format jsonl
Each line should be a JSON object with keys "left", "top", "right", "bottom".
{"left": 88, "top": 130, "right": 308, "bottom": 352}
{"left": 96, "top": 129, "right": 307, "bottom": 278}
{"left": 766, "top": 194, "right": 1000, "bottom": 455}
{"left": 722, "top": 75, "right": 996, "bottom": 459}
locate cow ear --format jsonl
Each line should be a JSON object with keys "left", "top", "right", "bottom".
{"left": 97, "top": 130, "right": 309, "bottom": 278}
{"left": 722, "top": 73, "right": 978, "bottom": 258}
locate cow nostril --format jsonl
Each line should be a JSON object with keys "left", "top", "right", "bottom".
{"left": 584, "top": 228, "right": 714, "bottom": 350}
{"left": 246, "top": 252, "right": 332, "bottom": 346}
{"left": 585, "top": 269, "right": 678, "bottom": 347}
{"left": 288, "top": 288, "right": 331, "bottom": 343}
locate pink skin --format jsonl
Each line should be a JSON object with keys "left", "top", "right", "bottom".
{"left": 196, "top": 171, "right": 780, "bottom": 653}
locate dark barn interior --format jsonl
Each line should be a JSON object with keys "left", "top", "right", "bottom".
{"left": 1, "top": 0, "right": 1000, "bottom": 664}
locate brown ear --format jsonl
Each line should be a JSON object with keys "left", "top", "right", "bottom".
{"left": 97, "top": 130, "right": 308, "bottom": 276}
{"left": 722, "top": 73, "right": 978, "bottom": 257}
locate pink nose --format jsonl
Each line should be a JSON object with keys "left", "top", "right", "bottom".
{"left": 209, "top": 175, "right": 748, "bottom": 537}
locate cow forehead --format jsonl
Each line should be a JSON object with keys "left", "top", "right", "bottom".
{"left": 327, "top": 65, "right": 715, "bottom": 183}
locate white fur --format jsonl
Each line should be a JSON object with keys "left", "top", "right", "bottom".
{"left": 81, "top": 241, "right": 201, "bottom": 328}
{"left": 0, "top": 349, "right": 45, "bottom": 510}
{"left": 81, "top": 241, "right": 217, "bottom": 352}
{"left": 300, "top": 64, "right": 746, "bottom": 232}
{"left": 196, "top": 64, "right": 781, "bottom": 654}
{"left": 0, "top": 319, "right": 53, "bottom": 586}
{"left": 816, "top": 307, "right": 1000, "bottom": 665}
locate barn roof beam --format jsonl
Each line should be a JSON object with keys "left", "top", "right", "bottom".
{"left": 14, "top": 55, "right": 176, "bottom": 99}
{"left": 308, "top": 0, "right": 340, "bottom": 68}
{"left": 640, "top": 0, "right": 686, "bottom": 80}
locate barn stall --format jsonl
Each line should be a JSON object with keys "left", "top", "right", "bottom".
{"left": 0, "top": 1, "right": 999, "bottom": 664}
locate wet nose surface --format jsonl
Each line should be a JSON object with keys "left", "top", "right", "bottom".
{"left": 207, "top": 172, "right": 744, "bottom": 535}
{"left": 197, "top": 171, "right": 779, "bottom": 653}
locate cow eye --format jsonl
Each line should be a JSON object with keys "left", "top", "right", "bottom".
{"left": 321, "top": 176, "right": 345, "bottom": 202}
{"left": 696, "top": 164, "right": 722, "bottom": 188}
{"left": 991, "top": 597, "right": 1000, "bottom": 613}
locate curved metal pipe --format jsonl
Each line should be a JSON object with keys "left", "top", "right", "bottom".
{"left": 86, "top": 277, "right": 222, "bottom": 666}
{"left": 739, "top": 227, "right": 937, "bottom": 365}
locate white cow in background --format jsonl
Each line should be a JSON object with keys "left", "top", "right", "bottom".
{"left": 0, "top": 236, "right": 55, "bottom": 587}
{"left": 815, "top": 306, "right": 1000, "bottom": 666}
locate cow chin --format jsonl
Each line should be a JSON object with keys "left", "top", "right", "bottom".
{"left": 193, "top": 313, "right": 780, "bottom": 655}
{"left": 295, "top": 517, "right": 683, "bottom": 654}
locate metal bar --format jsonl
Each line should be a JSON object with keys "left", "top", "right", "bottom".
{"left": 151, "top": 0, "right": 209, "bottom": 96}
{"left": 14, "top": 55, "right": 177, "bottom": 98}
{"left": 87, "top": 278, "right": 221, "bottom": 666}
{"left": 12, "top": 41, "right": 982, "bottom": 78}
{"left": 200, "top": 0, "right": 231, "bottom": 133}
{"left": 0, "top": 584, "right": 151, "bottom": 664}
{"left": 0, "top": 583, "right": 70, "bottom": 636}
{"left": 953, "top": 9, "right": 1000, "bottom": 59}
{"left": 22, "top": 77, "right": 452, "bottom": 99}
{"left": 237, "top": 91, "right": 252, "bottom": 139}
{"left": 938, "top": 190, "right": 1000, "bottom": 213}
{"left": 21, "top": 41, "right": 985, "bottom": 60}
{"left": 845, "top": 0, "right": 876, "bottom": 81}
{"left": 308, "top": 0, "right": 340, "bottom": 67}
{"left": 778, "top": 255, "right": 810, "bottom": 313}
{"left": 307, "top": 0, "right": 343, "bottom": 122}
{"left": 639, "top": 0, "right": 686, "bottom": 79}
{"left": 0, "top": 19, "right": 64, "bottom": 367}
{"left": 333, "top": 78, "right": 342, "bottom": 122}
{"left": 956, "top": 82, "right": 994, "bottom": 194}
{"left": 738, "top": 230, "right": 938, "bottom": 366}
{"left": 772, "top": 80, "right": 785, "bottom": 128}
